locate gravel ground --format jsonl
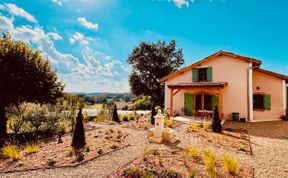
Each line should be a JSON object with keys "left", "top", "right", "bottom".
{"left": 1, "top": 122, "right": 288, "bottom": 178}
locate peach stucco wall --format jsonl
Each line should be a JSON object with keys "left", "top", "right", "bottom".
{"left": 165, "top": 55, "right": 250, "bottom": 119}
{"left": 252, "top": 71, "right": 284, "bottom": 120}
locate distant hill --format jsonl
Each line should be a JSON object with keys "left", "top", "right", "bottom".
{"left": 69, "top": 92, "right": 135, "bottom": 104}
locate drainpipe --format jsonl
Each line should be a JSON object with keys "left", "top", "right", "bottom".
{"left": 247, "top": 64, "right": 260, "bottom": 122}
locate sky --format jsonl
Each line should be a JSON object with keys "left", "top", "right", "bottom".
{"left": 0, "top": 0, "right": 287, "bottom": 93}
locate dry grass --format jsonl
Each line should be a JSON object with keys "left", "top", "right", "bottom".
{"left": 0, "top": 126, "right": 128, "bottom": 172}
{"left": 112, "top": 149, "right": 252, "bottom": 178}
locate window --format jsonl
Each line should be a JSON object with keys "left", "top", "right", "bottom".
{"left": 253, "top": 94, "right": 264, "bottom": 109}
{"left": 198, "top": 68, "right": 207, "bottom": 81}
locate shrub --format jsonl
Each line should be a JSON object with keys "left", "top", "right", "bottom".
{"left": 1, "top": 145, "right": 22, "bottom": 161}
{"left": 191, "top": 123, "right": 199, "bottom": 132}
{"left": 203, "top": 149, "right": 217, "bottom": 172}
{"left": 68, "top": 147, "right": 76, "bottom": 156}
{"left": 85, "top": 145, "right": 90, "bottom": 152}
{"left": 188, "top": 169, "right": 196, "bottom": 178}
{"left": 187, "top": 146, "right": 201, "bottom": 159}
{"left": 160, "top": 169, "right": 182, "bottom": 178}
{"left": 110, "top": 144, "right": 119, "bottom": 149}
{"left": 203, "top": 123, "right": 211, "bottom": 131}
{"left": 47, "top": 157, "right": 56, "bottom": 166}
{"left": 128, "top": 114, "right": 136, "bottom": 120}
{"left": 122, "top": 115, "right": 129, "bottom": 122}
{"left": 26, "top": 143, "right": 39, "bottom": 154}
{"left": 97, "top": 148, "right": 103, "bottom": 154}
{"left": 76, "top": 152, "right": 84, "bottom": 162}
{"left": 223, "top": 155, "right": 238, "bottom": 174}
{"left": 122, "top": 167, "right": 143, "bottom": 177}
{"left": 71, "top": 109, "right": 86, "bottom": 149}
{"left": 112, "top": 104, "right": 120, "bottom": 123}
{"left": 164, "top": 118, "right": 173, "bottom": 128}
{"left": 211, "top": 105, "right": 222, "bottom": 133}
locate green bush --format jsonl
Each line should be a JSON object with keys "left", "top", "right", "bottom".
{"left": 1, "top": 145, "right": 22, "bottom": 161}
{"left": 223, "top": 155, "right": 238, "bottom": 174}
{"left": 128, "top": 114, "right": 135, "bottom": 120}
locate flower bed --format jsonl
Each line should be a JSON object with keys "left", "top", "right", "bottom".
{"left": 187, "top": 124, "right": 251, "bottom": 153}
{"left": 111, "top": 149, "right": 253, "bottom": 178}
{"left": 0, "top": 126, "right": 129, "bottom": 173}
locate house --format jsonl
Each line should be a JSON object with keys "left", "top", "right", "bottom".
{"left": 160, "top": 51, "right": 288, "bottom": 122}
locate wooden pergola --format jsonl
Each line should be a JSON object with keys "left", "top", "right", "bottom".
{"left": 168, "top": 82, "right": 228, "bottom": 118}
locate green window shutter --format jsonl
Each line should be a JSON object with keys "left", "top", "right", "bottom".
{"left": 192, "top": 68, "right": 198, "bottom": 82}
{"left": 212, "top": 95, "right": 218, "bottom": 110}
{"left": 264, "top": 94, "right": 271, "bottom": 110}
{"left": 207, "top": 67, "right": 212, "bottom": 82}
{"left": 184, "top": 93, "right": 194, "bottom": 116}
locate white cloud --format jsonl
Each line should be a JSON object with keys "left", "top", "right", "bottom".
{"left": 0, "top": 16, "right": 14, "bottom": 30}
{"left": 171, "top": 0, "right": 190, "bottom": 8}
{"left": 77, "top": 17, "right": 99, "bottom": 30}
{"left": 69, "top": 32, "right": 95, "bottom": 46}
{"left": 4, "top": 3, "right": 37, "bottom": 23}
{"left": 1, "top": 4, "right": 129, "bottom": 93}
{"left": 51, "top": 0, "right": 63, "bottom": 6}
{"left": 0, "top": 4, "right": 4, "bottom": 10}
{"left": 48, "top": 32, "right": 62, "bottom": 41}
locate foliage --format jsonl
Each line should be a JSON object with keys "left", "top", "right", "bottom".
{"left": 190, "top": 123, "right": 199, "bottom": 132}
{"left": 94, "top": 109, "right": 111, "bottom": 122}
{"left": 112, "top": 104, "right": 120, "bottom": 123}
{"left": 223, "top": 155, "right": 238, "bottom": 174}
{"left": 203, "top": 123, "right": 211, "bottom": 131}
{"left": 203, "top": 149, "right": 217, "bottom": 173}
{"left": 97, "top": 148, "right": 103, "bottom": 154}
{"left": 188, "top": 169, "right": 196, "bottom": 178}
{"left": 160, "top": 169, "right": 183, "bottom": 178}
{"left": 187, "top": 146, "right": 201, "bottom": 159}
{"left": 6, "top": 103, "right": 27, "bottom": 134}
{"left": 122, "top": 167, "right": 143, "bottom": 177}
{"left": 133, "top": 96, "right": 152, "bottom": 110}
{"left": 164, "top": 118, "right": 173, "bottom": 128}
{"left": 128, "top": 40, "right": 184, "bottom": 125}
{"left": 25, "top": 104, "right": 47, "bottom": 132}
{"left": 1, "top": 145, "right": 22, "bottom": 161}
{"left": 76, "top": 152, "right": 85, "bottom": 162}
{"left": 0, "top": 32, "right": 64, "bottom": 139}
{"left": 212, "top": 105, "right": 222, "bottom": 133}
{"left": 47, "top": 157, "right": 56, "bottom": 166}
{"left": 26, "top": 143, "right": 39, "bottom": 154}
{"left": 72, "top": 109, "right": 86, "bottom": 149}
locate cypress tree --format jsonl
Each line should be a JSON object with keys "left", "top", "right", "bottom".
{"left": 72, "top": 109, "right": 86, "bottom": 149}
{"left": 150, "top": 105, "right": 156, "bottom": 125}
{"left": 212, "top": 105, "right": 222, "bottom": 133}
{"left": 112, "top": 104, "right": 120, "bottom": 123}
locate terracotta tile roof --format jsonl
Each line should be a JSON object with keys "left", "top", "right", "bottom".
{"left": 167, "top": 82, "right": 228, "bottom": 88}
{"left": 160, "top": 51, "right": 262, "bottom": 82}
{"left": 255, "top": 68, "right": 288, "bottom": 80}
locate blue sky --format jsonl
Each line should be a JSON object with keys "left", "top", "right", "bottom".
{"left": 0, "top": 0, "right": 287, "bottom": 93}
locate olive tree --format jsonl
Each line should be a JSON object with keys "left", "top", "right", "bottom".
{"left": 0, "top": 32, "right": 64, "bottom": 139}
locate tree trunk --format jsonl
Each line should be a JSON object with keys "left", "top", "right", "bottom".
{"left": 0, "top": 105, "right": 7, "bottom": 140}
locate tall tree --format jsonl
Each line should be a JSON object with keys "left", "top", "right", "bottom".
{"left": 127, "top": 40, "right": 184, "bottom": 124}
{"left": 0, "top": 32, "right": 64, "bottom": 139}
